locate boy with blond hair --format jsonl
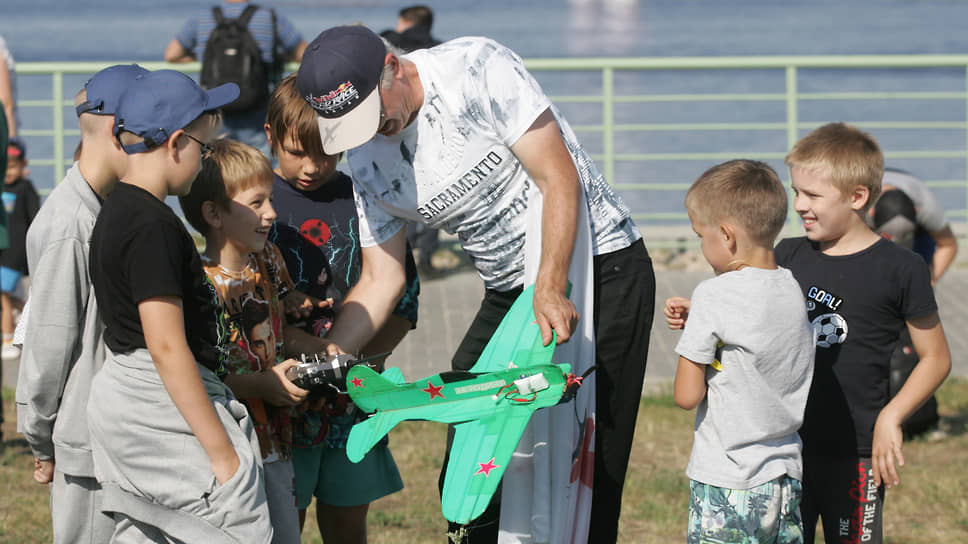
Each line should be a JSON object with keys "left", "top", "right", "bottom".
{"left": 665, "top": 160, "right": 815, "bottom": 543}
{"left": 776, "top": 122, "right": 951, "bottom": 543}
{"left": 86, "top": 70, "right": 274, "bottom": 542}
{"left": 179, "top": 138, "right": 334, "bottom": 544}
{"left": 16, "top": 64, "right": 146, "bottom": 543}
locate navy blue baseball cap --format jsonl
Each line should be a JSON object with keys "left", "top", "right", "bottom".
{"left": 75, "top": 64, "right": 150, "bottom": 117}
{"left": 113, "top": 70, "right": 239, "bottom": 154}
{"left": 296, "top": 25, "right": 386, "bottom": 154}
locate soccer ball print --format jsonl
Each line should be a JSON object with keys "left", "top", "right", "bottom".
{"left": 812, "top": 313, "right": 848, "bottom": 348}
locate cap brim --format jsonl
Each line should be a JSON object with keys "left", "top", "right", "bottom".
{"left": 316, "top": 86, "right": 381, "bottom": 155}
{"left": 204, "top": 83, "right": 241, "bottom": 112}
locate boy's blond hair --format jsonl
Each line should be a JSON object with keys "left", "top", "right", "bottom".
{"left": 179, "top": 138, "right": 273, "bottom": 236}
{"left": 685, "top": 159, "right": 788, "bottom": 247}
{"left": 785, "top": 122, "right": 884, "bottom": 211}
{"left": 265, "top": 74, "right": 329, "bottom": 163}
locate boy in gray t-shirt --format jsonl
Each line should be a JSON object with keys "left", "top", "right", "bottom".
{"left": 664, "top": 160, "right": 815, "bottom": 543}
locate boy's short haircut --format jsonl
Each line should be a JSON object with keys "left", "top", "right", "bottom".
{"left": 785, "top": 122, "right": 884, "bottom": 211}
{"left": 179, "top": 139, "right": 274, "bottom": 236}
{"left": 686, "top": 159, "right": 788, "bottom": 246}
{"left": 265, "top": 74, "right": 329, "bottom": 162}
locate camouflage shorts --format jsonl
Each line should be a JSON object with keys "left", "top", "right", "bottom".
{"left": 688, "top": 476, "right": 803, "bottom": 544}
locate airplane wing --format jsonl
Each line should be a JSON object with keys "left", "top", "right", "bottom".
{"left": 469, "top": 284, "right": 557, "bottom": 373}
{"left": 441, "top": 406, "right": 535, "bottom": 524}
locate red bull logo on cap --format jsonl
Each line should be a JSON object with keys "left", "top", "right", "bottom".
{"left": 305, "top": 81, "right": 360, "bottom": 116}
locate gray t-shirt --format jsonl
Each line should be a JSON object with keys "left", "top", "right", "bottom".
{"left": 675, "top": 267, "right": 815, "bottom": 489}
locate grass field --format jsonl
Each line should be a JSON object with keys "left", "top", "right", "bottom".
{"left": 2, "top": 379, "right": 967, "bottom": 543}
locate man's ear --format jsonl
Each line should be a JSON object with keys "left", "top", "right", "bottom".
{"left": 201, "top": 200, "right": 222, "bottom": 230}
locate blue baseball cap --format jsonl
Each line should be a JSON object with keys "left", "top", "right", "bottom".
{"left": 113, "top": 70, "right": 239, "bottom": 154}
{"left": 296, "top": 25, "right": 386, "bottom": 154}
{"left": 75, "top": 64, "right": 150, "bottom": 117}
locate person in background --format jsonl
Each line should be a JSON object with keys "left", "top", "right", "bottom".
{"left": 878, "top": 168, "right": 958, "bottom": 285}
{"left": 1, "top": 138, "right": 39, "bottom": 360}
{"left": 0, "top": 100, "right": 8, "bottom": 445}
{"left": 380, "top": 5, "right": 441, "bottom": 53}
{"left": 164, "top": 0, "right": 307, "bottom": 153}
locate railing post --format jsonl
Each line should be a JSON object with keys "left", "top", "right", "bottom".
{"left": 52, "top": 70, "right": 64, "bottom": 183}
{"left": 602, "top": 66, "right": 615, "bottom": 185}
{"left": 785, "top": 65, "right": 799, "bottom": 232}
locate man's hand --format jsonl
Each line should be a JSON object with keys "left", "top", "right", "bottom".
{"left": 871, "top": 410, "right": 904, "bottom": 489}
{"left": 664, "top": 297, "right": 691, "bottom": 330}
{"left": 283, "top": 291, "right": 332, "bottom": 320}
{"left": 533, "top": 285, "right": 579, "bottom": 346}
{"left": 33, "top": 458, "right": 55, "bottom": 484}
{"left": 265, "top": 360, "right": 310, "bottom": 406}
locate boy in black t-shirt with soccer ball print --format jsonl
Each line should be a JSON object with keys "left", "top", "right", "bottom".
{"left": 775, "top": 122, "right": 951, "bottom": 544}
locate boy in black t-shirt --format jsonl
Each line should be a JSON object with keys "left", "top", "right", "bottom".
{"left": 87, "top": 70, "right": 274, "bottom": 542}
{"left": 775, "top": 122, "right": 951, "bottom": 544}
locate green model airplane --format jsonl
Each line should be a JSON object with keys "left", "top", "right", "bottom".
{"left": 345, "top": 285, "right": 577, "bottom": 524}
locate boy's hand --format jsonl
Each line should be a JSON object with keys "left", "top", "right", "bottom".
{"left": 265, "top": 359, "right": 310, "bottom": 406}
{"left": 664, "top": 297, "right": 691, "bottom": 329}
{"left": 211, "top": 451, "right": 240, "bottom": 486}
{"left": 283, "top": 291, "right": 332, "bottom": 320}
{"left": 871, "top": 410, "right": 905, "bottom": 488}
{"left": 33, "top": 458, "right": 55, "bottom": 484}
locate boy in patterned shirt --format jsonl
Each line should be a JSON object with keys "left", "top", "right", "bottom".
{"left": 179, "top": 137, "right": 331, "bottom": 544}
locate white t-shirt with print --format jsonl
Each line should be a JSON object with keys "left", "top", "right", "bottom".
{"left": 346, "top": 37, "right": 640, "bottom": 291}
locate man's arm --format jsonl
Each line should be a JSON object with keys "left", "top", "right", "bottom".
{"left": 509, "top": 108, "right": 581, "bottom": 346}
{"left": 163, "top": 38, "right": 195, "bottom": 63}
{"left": 929, "top": 225, "right": 958, "bottom": 284}
{"left": 139, "top": 297, "right": 239, "bottom": 484}
{"left": 871, "top": 312, "right": 950, "bottom": 488}
{"left": 324, "top": 227, "right": 408, "bottom": 355}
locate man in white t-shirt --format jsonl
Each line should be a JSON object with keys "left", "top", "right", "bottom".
{"left": 296, "top": 25, "right": 655, "bottom": 544}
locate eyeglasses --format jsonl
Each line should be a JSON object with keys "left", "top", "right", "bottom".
{"left": 183, "top": 133, "right": 213, "bottom": 159}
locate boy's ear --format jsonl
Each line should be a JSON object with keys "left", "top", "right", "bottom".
{"left": 850, "top": 184, "right": 871, "bottom": 211}
{"left": 167, "top": 129, "right": 185, "bottom": 159}
{"left": 264, "top": 123, "right": 274, "bottom": 150}
{"left": 720, "top": 223, "right": 738, "bottom": 251}
{"left": 201, "top": 200, "right": 222, "bottom": 229}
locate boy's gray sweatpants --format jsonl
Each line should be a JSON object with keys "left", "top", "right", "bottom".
{"left": 87, "top": 349, "right": 273, "bottom": 543}
{"left": 51, "top": 471, "right": 114, "bottom": 544}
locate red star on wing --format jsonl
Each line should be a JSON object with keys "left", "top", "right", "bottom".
{"left": 351, "top": 376, "right": 363, "bottom": 388}
{"left": 422, "top": 380, "right": 445, "bottom": 400}
{"left": 475, "top": 457, "right": 499, "bottom": 477}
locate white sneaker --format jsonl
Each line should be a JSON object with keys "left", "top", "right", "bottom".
{"left": 2, "top": 343, "right": 20, "bottom": 360}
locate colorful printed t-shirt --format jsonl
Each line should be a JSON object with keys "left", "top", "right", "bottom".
{"left": 346, "top": 37, "right": 641, "bottom": 291}
{"left": 270, "top": 171, "right": 420, "bottom": 448}
{"left": 203, "top": 241, "right": 295, "bottom": 462}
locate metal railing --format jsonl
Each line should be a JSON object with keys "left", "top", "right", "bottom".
{"left": 16, "top": 56, "right": 968, "bottom": 245}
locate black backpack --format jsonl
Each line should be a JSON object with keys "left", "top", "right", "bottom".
{"left": 200, "top": 4, "right": 277, "bottom": 113}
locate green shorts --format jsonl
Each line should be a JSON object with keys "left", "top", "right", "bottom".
{"left": 292, "top": 443, "right": 403, "bottom": 509}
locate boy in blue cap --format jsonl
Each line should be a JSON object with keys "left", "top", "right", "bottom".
{"left": 86, "top": 69, "right": 273, "bottom": 542}
{"left": 16, "top": 63, "right": 146, "bottom": 544}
